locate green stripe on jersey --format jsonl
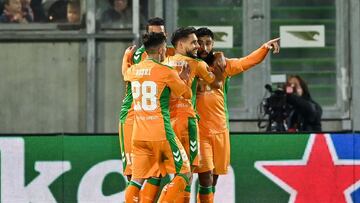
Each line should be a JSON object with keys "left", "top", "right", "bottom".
{"left": 119, "top": 82, "right": 133, "bottom": 122}
{"left": 119, "top": 123, "right": 127, "bottom": 171}
{"left": 223, "top": 77, "right": 230, "bottom": 129}
{"left": 191, "top": 78, "right": 198, "bottom": 110}
{"left": 160, "top": 87, "right": 183, "bottom": 173}
{"left": 188, "top": 117, "right": 198, "bottom": 165}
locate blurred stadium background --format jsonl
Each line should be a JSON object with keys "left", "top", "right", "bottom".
{"left": 1, "top": 0, "right": 359, "bottom": 133}
{"left": 0, "top": 0, "right": 360, "bottom": 202}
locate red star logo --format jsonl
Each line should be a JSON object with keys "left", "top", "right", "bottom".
{"left": 255, "top": 134, "right": 360, "bottom": 203}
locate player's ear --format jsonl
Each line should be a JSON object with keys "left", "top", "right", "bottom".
{"left": 177, "top": 40, "right": 183, "bottom": 50}
{"left": 158, "top": 46, "right": 165, "bottom": 57}
{"left": 157, "top": 46, "right": 163, "bottom": 54}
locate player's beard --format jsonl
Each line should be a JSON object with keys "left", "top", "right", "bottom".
{"left": 186, "top": 48, "right": 198, "bottom": 59}
{"left": 199, "top": 50, "right": 215, "bottom": 65}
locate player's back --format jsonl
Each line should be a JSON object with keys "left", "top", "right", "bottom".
{"left": 120, "top": 45, "right": 177, "bottom": 123}
{"left": 126, "top": 59, "right": 187, "bottom": 141}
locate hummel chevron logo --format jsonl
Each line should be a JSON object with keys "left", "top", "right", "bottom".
{"left": 134, "top": 55, "right": 140, "bottom": 61}
{"left": 173, "top": 150, "right": 179, "bottom": 157}
{"left": 174, "top": 156, "right": 181, "bottom": 162}
{"left": 190, "top": 140, "right": 197, "bottom": 152}
{"left": 173, "top": 150, "right": 181, "bottom": 162}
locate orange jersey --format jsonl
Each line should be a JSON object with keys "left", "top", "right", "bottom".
{"left": 121, "top": 45, "right": 176, "bottom": 80}
{"left": 163, "top": 54, "right": 215, "bottom": 118}
{"left": 125, "top": 58, "right": 191, "bottom": 141}
{"left": 196, "top": 46, "right": 269, "bottom": 134}
{"left": 119, "top": 46, "right": 176, "bottom": 124}
{"left": 119, "top": 46, "right": 144, "bottom": 124}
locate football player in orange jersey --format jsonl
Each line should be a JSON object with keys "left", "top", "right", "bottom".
{"left": 124, "top": 32, "right": 192, "bottom": 203}
{"left": 119, "top": 17, "right": 175, "bottom": 202}
{"left": 194, "top": 27, "right": 280, "bottom": 202}
{"left": 161, "top": 27, "right": 224, "bottom": 203}
{"left": 119, "top": 17, "right": 170, "bottom": 180}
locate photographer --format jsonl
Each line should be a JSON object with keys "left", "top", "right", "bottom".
{"left": 285, "top": 75, "right": 322, "bottom": 132}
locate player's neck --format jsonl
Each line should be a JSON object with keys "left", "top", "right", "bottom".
{"left": 147, "top": 54, "right": 161, "bottom": 62}
{"left": 174, "top": 48, "right": 187, "bottom": 56}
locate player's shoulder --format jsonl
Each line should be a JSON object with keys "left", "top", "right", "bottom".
{"left": 191, "top": 57, "right": 208, "bottom": 67}
{"left": 132, "top": 45, "right": 147, "bottom": 64}
{"left": 165, "top": 46, "right": 176, "bottom": 57}
{"left": 134, "top": 45, "right": 146, "bottom": 55}
{"left": 149, "top": 58, "right": 174, "bottom": 70}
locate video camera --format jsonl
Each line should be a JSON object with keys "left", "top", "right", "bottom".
{"left": 259, "top": 84, "right": 294, "bottom": 132}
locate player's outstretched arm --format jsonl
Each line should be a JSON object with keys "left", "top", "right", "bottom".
{"left": 227, "top": 37, "right": 280, "bottom": 75}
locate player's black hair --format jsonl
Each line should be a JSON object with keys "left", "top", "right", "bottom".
{"left": 146, "top": 17, "right": 165, "bottom": 32}
{"left": 171, "top": 26, "right": 197, "bottom": 47}
{"left": 195, "top": 27, "right": 214, "bottom": 39}
{"left": 142, "top": 32, "right": 166, "bottom": 51}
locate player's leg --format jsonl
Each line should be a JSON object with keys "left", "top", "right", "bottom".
{"left": 195, "top": 130, "right": 215, "bottom": 203}
{"left": 119, "top": 122, "right": 133, "bottom": 181}
{"left": 125, "top": 178, "right": 144, "bottom": 203}
{"left": 213, "top": 130, "right": 230, "bottom": 176}
{"left": 197, "top": 171, "right": 214, "bottom": 203}
{"left": 160, "top": 137, "right": 191, "bottom": 202}
{"left": 172, "top": 116, "right": 199, "bottom": 203}
{"left": 212, "top": 174, "right": 218, "bottom": 189}
{"left": 140, "top": 177, "right": 162, "bottom": 203}
{"left": 171, "top": 116, "right": 200, "bottom": 167}
{"left": 127, "top": 140, "right": 158, "bottom": 203}
{"left": 212, "top": 130, "right": 231, "bottom": 196}
{"left": 157, "top": 183, "right": 168, "bottom": 203}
